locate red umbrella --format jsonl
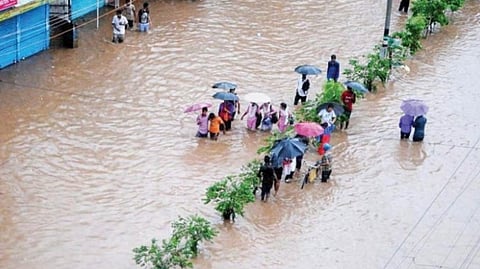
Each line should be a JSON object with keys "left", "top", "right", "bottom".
{"left": 183, "top": 103, "right": 212, "bottom": 113}
{"left": 294, "top": 122, "right": 324, "bottom": 137}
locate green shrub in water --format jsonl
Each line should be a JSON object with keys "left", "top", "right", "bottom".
{"left": 133, "top": 215, "right": 217, "bottom": 269}
{"left": 204, "top": 175, "right": 255, "bottom": 221}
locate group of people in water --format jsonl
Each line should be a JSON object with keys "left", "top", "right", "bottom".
{"left": 194, "top": 53, "right": 426, "bottom": 202}
{"left": 399, "top": 114, "right": 427, "bottom": 141}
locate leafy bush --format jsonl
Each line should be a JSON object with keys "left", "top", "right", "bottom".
{"left": 170, "top": 215, "right": 218, "bottom": 256}
{"left": 204, "top": 175, "right": 255, "bottom": 221}
{"left": 412, "top": 0, "right": 449, "bottom": 27}
{"left": 445, "top": 0, "right": 464, "bottom": 12}
{"left": 392, "top": 15, "right": 428, "bottom": 55}
{"left": 133, "top": 216, "right": 217, "bottom": 269}
{"left": 343, "top": 47, "right": 391, "bottom": 92}
{"left": 238, "top": 160, "right": 262, "bottom": 192}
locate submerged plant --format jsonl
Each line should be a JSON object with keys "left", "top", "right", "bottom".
{"left": 170, "top": 215, "right": 218, "bottom": 256}
{"left": 133, "top": 238, "right": 193, "bottom": 269}
{"left": 133, "top": 216, "right": 217, "bottom": 269}
{"left": 343, "top": 47, "right": 391, "bottom": 92}
{"left": 204, "top": 175, "right": 255, "bottom": 221}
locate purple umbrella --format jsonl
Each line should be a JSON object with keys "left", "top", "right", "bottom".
{"left": 184, "top": 103, "right": 212, "bottom": 113}
{"left": 400, "top": 99, "right": 429, "bottom": 116}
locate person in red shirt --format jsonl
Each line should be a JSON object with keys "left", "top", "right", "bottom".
{"left": 340, "top": 86, "right": 356, "bottom": 129}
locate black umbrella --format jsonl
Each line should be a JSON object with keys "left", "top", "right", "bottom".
{"left": 317, "top": 102, "right": 345, "bottom": 116}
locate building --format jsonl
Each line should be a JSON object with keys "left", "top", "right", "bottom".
{"left": 0, "top": 0, "right": 50, "bottom": 69}
{"left": 0, "top": 0, "right": 107, "bottom": 69}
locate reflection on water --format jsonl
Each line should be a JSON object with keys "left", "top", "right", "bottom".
{"left": 1, "top": 1, "right": 480, "bottom": 269}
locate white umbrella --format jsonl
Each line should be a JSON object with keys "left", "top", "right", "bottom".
{"left": 243, "top": 92, "right": 271, "bottom": 104}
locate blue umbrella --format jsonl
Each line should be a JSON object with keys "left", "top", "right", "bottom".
{"left": 400, "top": 99, "right": 428, "bottom": 116}
{"left": 212, "top": 91, "right": 239, "bottom": 101}
{"left": 344, "top": 81, "right": 369, "bottom": 94}
{"left": 212, "top": 82, "right": 237, "bottom": 91}
{"left": 294, "top": 65, "right": 322, "bottom": 75}
{"left": 270, "top": 138, "right": 307, "bottom": 167}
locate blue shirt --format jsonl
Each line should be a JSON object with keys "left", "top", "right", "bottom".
{"left": 327, "top": 60, "right": 340, "bottom": 80}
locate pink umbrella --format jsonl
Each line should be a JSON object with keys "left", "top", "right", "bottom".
{"left": 183, "top": 103, "right": 212, "bottom": 113}
{"left": 294, "top": 122, "right": 324, "bottom": 137}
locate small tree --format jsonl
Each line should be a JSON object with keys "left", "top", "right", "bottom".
{"left": 411, "top": 0, "right": 448, "bottom": 33}
{"left": 133, "top": 238, "right": 193, "bottom": 269}
{"left": 343, "top": 47, "right": 391, "bottom": 92}
{"left": 204, "top": 175, "right": 255, "bottom": 221}
{"left": 238, "top": 160, "right": 262, "bottom": 192}
{"left": 392, "top": 15, "right": 427, "bottom": 55}
{"left": 171, "top": 215, "right": 218, "bottom": 256}
{"left": 133, "top": 216, "right": 217, "bottom": 269}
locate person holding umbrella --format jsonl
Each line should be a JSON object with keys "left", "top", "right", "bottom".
{"left": 218, "top": 100, "right": 234, "bottom": 131}
{"left": 294, "top": 74, "right": 310, "bottom": 105}
{"left": 399, "top": 113, "right": 414, "bottom": 139}
{"left": 317, "top": 104, "right": 337, "bottom": 129}
{"left": 257, "top": 155, "right": 278, "bottom": 202}
{"left": 340, "top": 86, "right": 356, "bottom": 129}
{"left": 196, "top": 107, "right": 209, "bottom": 138}
{"left": 241, "top": 102, "right": 260, "bottom": 131}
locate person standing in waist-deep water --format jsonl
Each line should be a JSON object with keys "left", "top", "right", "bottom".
{"left": 112, "top": 10, "right": 128, "bottom": 43}
{"left": 257, "top": 155, "right": 277, "bottom": 202}
{"left": 398, "top": 0, "right": 410, "bottom": 13}
{"left": 227, "top": 88, "right": 240, "bottom": 120}
{"left": 277, "top": 102, "right": 291, "bottom": 133}
{"left": 320, "top": 143, "right": 333, "bottom": 182}
{"left": 294, "top": 74, "right": 310, "bottom": 105}
{"left": 327, "top": 54, "right": 340, "bottom": 82}
{"left": 195, "top": 107, "right": 209, "bottom": 138}
{"left": 218, "top": 100, "right": 234, "bottom": 131}
{"left": 399, "top": 113, "right": 414, "bottom": 139}
{"left": 138, "top": 2, "right": 151, "bottom": 32}
{"left": 340, "top": 86, "right": 356, "bottom": 129}
{"left": 124, "top": 0, "right": 136, "bottom": 30}
{"left": 208, "top": 113, "right": 225, "bottom": 141}
{"left": 241, "top": 102, "right": 259, "bottom": 131}
{"left": 412, "top": 115, "right": 427, "bottom": 142}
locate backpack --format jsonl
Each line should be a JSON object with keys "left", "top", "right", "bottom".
{"left": 140, "top": 10, "right": 148, "bottom": 24}
{"left": 302, "top": 79, "right": 310, "bottom": 91}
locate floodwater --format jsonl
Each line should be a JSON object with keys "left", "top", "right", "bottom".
{"left": 1, "top": 0, "right": 480, "bottom": 268}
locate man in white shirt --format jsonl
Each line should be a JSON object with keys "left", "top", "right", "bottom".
{"left": 318, "top": 103, "right": 336, "bottom": 128}
{"left": 112, "top": 10, "right": 128, "bottom": 43}
{"left": 293, "top": 74, "right": 310, "bottom": 105}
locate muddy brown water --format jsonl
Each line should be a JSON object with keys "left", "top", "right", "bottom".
{"left": 1, "top": 1, "right": 480, "bottom": 268}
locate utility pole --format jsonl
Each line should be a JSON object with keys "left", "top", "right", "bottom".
{"left": 381, "top": 0, "right": 393, "bottom": 61}
{"left": 384, "top": 0, "right": 393, "bottom": 36}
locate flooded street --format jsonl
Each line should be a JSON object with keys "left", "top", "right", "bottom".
{"left": 1, "top": 0, "right": 480, "bottom": 268}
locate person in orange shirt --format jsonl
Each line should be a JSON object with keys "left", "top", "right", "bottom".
{"left": 208, "top": 113, "right": 226, "bottom": 140}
